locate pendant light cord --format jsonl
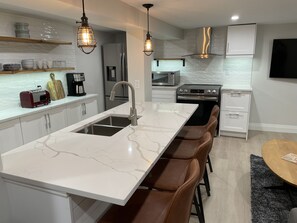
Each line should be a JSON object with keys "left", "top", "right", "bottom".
{"left": 147, "top": 7, "right": 150, "bottom": 33}
{"left": 82, "top": 0, "right": 86, "bottom": 16}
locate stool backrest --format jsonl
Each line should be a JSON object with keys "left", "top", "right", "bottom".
{"left": 207, "top": 116, "right": 218, "bottom": 138}
{"left": 165, "top": 159, "right": 200, "bottom": 223}
{"left": 210, "top": 105, "right": 220, "bottom": 119}
{"left": 195, "top": 132, "right": 213, "bottom": 178}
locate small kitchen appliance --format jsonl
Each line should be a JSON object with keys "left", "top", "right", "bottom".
{"left": 152, "top": 71, "right": 180, "bottom": 86}
{"left": 66, "top": 73, "right": 86, "bottom": 96}
{"left": 20, "top": 86, "right": 51, "bottom": 108}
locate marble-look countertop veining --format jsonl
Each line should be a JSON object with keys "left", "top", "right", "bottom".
{"left": 0, "top": 102, "right": 197, "bottom": 205}
{"left": 0, "top": 94, "right": 98, "bottom": 124}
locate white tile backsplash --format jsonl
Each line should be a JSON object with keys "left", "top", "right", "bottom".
{"left": 153, "top": 28, "right": 253, "bottom": 86}
{"left": 0, "top": 11, "right": 76, "bottom": 111}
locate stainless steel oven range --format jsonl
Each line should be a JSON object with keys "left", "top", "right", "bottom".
{"left": 176, "top": 84, "right": 221, "bottom": 132}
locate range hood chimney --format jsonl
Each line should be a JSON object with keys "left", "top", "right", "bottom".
{"left": 183, "top": 27, "right": 224, "bottom": 58}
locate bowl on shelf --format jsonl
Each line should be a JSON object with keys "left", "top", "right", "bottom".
{"left": 21, "top": 59, "right": 34, "bottom": 70}
{"left": 15, "top": 22, "right": 29, "bottom": 31}
{"left": 15, "top": 31, "right": 30, "bottom": 38}
{"left": 3, "top": 64, "right": 21, "bottom": 71}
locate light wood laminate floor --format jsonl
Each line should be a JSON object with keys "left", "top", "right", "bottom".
{"left": 189, "top": 130, "right": 297, "bottom": 223}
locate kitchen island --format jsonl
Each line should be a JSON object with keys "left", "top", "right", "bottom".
{"left": 0, "top": 102, "right": 197, "bottom": 223}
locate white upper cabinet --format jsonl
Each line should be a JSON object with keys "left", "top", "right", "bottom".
{"left": 226, "top": 24, "right": 257, "bottom": 56}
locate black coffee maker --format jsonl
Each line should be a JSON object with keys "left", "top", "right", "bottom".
{"left": 66, "top": 73, "right": 86, "bottom": 96}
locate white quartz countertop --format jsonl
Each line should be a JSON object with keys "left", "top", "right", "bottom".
{"left": 0, "top": 94, "right": 98, "bottom": 124}
{"left": 0, "top": 102, "right": 197, "bottom": 205}
{"left": 152, "top": 83, "right": 183, "bottom": 90}
{"left": 221, "top": 85, "right": 252, "bottom": 91}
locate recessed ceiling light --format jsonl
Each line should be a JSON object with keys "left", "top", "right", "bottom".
{"left": 231, "top": 15, "right": 239, "bottom": 21}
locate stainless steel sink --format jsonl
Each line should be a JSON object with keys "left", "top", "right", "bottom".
{"left": 94, "top": 115, "right": 132, "bottom": 127}
{"left": 76, "top": 124, "right": 123, "bottom": 137}
{"left": 74, "top": 115, "right": 140, "bottom": 137}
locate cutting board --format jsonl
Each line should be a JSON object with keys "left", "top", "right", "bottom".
{"left": 47, "top": 73, "right": 65, "bottom": 100}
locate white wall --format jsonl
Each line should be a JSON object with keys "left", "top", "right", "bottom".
{"left": 250, "top": 23, "right": 297, "bottom": 133}
{"left": 126, "top": 28, "right": 153, "bottom": 102}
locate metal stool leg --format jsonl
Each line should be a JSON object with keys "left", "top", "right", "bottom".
{"left": 207, "top": 155, "right": 213, "bottom": 172}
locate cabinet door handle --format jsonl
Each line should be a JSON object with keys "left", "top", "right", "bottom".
{"left": 44, "top": 114, "right": 48, "bottom": 129}
{"left": 81, "top": 103, "right": 86, "bottom": 115}
{"left": 84, "top": 103, "right": 87, "bottom": 115}
{"left": 227, "top": 42, "right": 229, "bottom": 53}
{"left": 47, "top": 114, "right": 51, "bottom": 129}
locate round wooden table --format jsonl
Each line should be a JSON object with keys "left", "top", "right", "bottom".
{"left": 262, "top": 139, "right": 297, "bottom": 187}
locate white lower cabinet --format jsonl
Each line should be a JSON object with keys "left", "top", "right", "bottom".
{"left": 152, "top": 88, "right": 176, "bottom": 103}
{"left": 5, "top": 180, "right": 110, "bottom": 223}
{"left": 67, "top": 98, "right": 99, "bottom": 125}
{"left": 219, "top": 89, "right": 252, "bottom": 140}
{"left": 0, "top": 119, "right": 23, "bottom": 154}
{"left": 21, "top": 106, "right": 67, "bottom": 144}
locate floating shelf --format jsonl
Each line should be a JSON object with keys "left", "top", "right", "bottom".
{"left": 154, "top": 58, "right": 186, "bottom": 66}
{"left": 0, "top": 67, "right": 75, "bottom": 75}
{"left": 0, "top": 36, "right": 72, "bottom": 45}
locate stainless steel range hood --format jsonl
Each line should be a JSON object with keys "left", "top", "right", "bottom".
{"left": 183, "top": 27, "right": 224, "bottom": 58}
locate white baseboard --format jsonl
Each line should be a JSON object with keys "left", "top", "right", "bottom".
{"left": 249, "top": 123, "right": 297, "bottom": 134}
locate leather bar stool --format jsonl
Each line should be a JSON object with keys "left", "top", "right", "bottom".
{"left": 165, "top": 122, "right": 216, "bottom": 197}
{"left": 143, "top": 132, "right": 213, "bottom": 223}
{"left": 163, "top": 131, "right": 213, "bottom": 198}
{"left": 177, "top": 107, "right": 219, "bottom": 173}
{"left": 98, "top": 159, "right": 200, "bottom": 223}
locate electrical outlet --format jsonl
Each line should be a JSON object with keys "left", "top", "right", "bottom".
{"left": 134, "top": 80, "right": 140, "bottom": 89}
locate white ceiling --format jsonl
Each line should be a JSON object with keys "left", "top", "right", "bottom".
{"left": 120, "top": 0, "right": 297, "bottom": 29}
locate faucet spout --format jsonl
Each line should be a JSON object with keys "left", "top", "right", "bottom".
{"left": 110, "top": 81, "right": 137, "bottom": 126}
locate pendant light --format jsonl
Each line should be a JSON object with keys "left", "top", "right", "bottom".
{"left": 143, "top": 3, "right": 154, "bottom": 56}
{"left": 76, "top": 0, "right": 97, "bottom": 54}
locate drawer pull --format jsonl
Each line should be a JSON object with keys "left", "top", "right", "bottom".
{"left": 228, "top": 113, "right": 240, "bottom": 119}
{"left": 230, "top": 92, "right": 241, "bottom": 97}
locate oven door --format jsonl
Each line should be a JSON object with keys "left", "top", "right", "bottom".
{"left": 177, "top": 95, "right": 219, "bottom": 126}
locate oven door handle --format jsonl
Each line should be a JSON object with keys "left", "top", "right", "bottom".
{"left": 177, "top": 95, "right": 219, "bottom": 101}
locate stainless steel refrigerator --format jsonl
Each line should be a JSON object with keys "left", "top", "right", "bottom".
{"left": 102, "top": 43, "right": 128, "bottom": 110}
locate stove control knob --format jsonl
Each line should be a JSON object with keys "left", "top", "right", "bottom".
{"left": 179, "top": 89, "right": 184, "bottom": 93}
{"left": 184, "top": 89, "right": 188, "bottom": 93}
{"left": 207, "top": 90, "right": 211, "bottom": 94}
{"left": 212, "top": 90, "right": 217, "bottom": 94}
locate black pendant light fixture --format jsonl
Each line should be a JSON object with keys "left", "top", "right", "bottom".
{"left": 143, "top": 3, "right": 154, "bottom": 56}
{"left": 76, "top": 0, "right": 97, "bottom": 54}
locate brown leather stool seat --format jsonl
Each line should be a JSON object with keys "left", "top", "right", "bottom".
{"left": 176, "top": 115, "right": 218, "bottom": 140}
{"left": 98, "top": 159, "right": 200, "bottom": 223}
{"left": 163, "top": 131, "right": 213, "bottom": 197}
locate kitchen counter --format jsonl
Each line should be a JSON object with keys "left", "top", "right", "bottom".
{"left": 0, "top": 94, "right": 98, "bottom": 124}
{"left": 152, "top": 83, "right": 183, "bottom": 90}
{"left": 221, "top": 85, "right": 252, "bottom": 91}
{"left": 0, "top": 102, "right": 197, "bottom": 206}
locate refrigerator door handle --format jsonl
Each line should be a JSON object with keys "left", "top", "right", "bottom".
{"left": 120, "top": 53, "right": 124, "bottom": 82}
{"left": 122, "top": 52, "right": 127, "bottom": 81}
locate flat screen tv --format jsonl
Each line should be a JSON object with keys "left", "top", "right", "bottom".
{"left": 269, "top": 39, "right": 297, "bottom": 78}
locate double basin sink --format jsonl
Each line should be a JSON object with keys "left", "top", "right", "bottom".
{"left": 75, "top": 115, "right": 138, "bottom": 137}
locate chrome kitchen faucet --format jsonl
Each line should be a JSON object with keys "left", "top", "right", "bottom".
{"left": 110, "top": 81, "right": 138, "bottom": 126}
